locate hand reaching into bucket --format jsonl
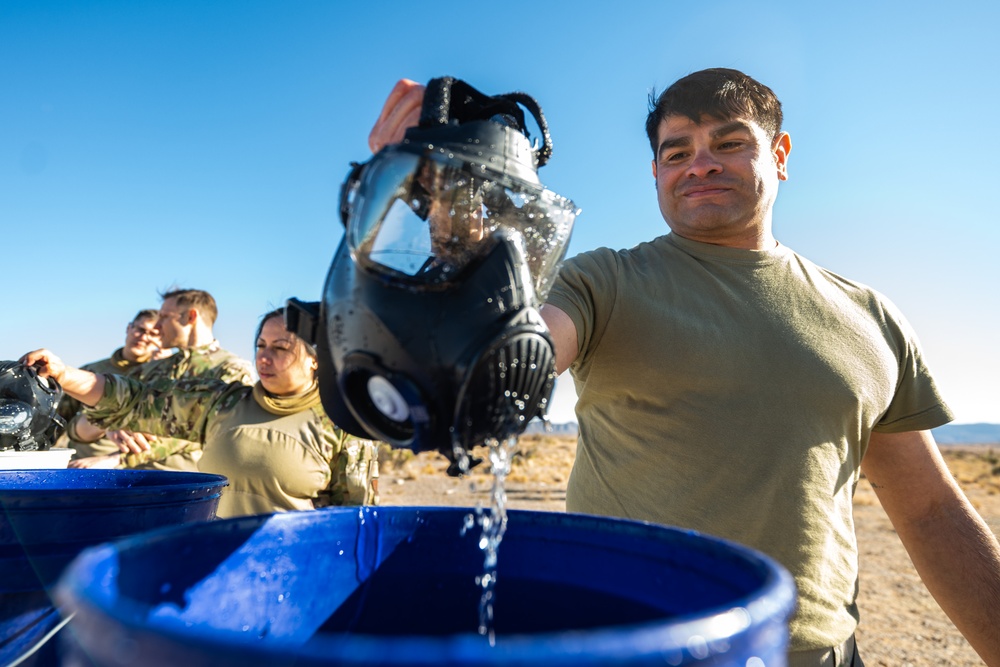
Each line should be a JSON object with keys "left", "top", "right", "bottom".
{"left": 20, "top": 349, "right": 106, "bottom": 407}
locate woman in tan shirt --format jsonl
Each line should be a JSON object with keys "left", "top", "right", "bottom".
{"left": 23, "top": 309, "right": 379, "bottom": 518}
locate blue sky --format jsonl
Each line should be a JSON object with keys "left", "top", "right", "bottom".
{"left": 2, "top": 1, "right": 998, "bottom": 425}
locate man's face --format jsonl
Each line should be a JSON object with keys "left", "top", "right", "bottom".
{"left": 651, "top": 114, "right": 790, "bottom": 248}
{"left": 419, "top": 162, "right": 486, "bottom": 263}
{"left": 122, "top": 316, "right": 160, "bottom": 362}
{"left": 155, "top": 297, "right": 192, "bottom": 349}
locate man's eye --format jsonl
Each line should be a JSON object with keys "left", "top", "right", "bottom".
{"left": 664, "top": 152, "right": 688, "bottom": 163}
{"left": 718, "top": 141, "right": 743, "bottom": 150}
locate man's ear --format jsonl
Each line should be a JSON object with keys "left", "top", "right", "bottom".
{"left": 774, "top": 132, "right": 791, "bottom": 181}
{"left": 186, "top": 308, "right": 198, "bottom": 325}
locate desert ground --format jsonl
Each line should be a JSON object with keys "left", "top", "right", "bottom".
{"left": 379, "top": 435, "right": 1000, "bottom": 666}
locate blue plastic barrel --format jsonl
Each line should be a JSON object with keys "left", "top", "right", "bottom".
{"left": 58, "top": 506, "right": 795, "bottom": 666}
{"left": 0, "top": 469, "right": 228, "bottom": 666}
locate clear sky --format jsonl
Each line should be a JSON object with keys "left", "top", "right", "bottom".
{"left": 2, "top": 1, "right": 998, "bottom": 425}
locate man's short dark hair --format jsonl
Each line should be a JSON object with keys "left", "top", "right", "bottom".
{"left": 131, "top": 309, "right": 159, "bottom": 324}
{"left": 645, "top": 68, "right": 783, "bottom": 156}
{"left": 159, "top": 288, "right": 218, "bottom": 327}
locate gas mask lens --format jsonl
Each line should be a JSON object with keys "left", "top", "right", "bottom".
{"left": 0, "top": 400, "right": 32, "bottom": 435}
{"left": 346, "top": 150, "right": 578, "bottom": 297}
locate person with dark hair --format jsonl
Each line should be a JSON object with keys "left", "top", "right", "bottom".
{"left": 23, "top": 308, "right": 380, "bottom": 518}
{"left": 58, "top": 308, "right": 163, "bottom": 463}
{"left": 69, "top": 287, "right": 253, "bottom": 471}
{"left": 368, "top": 69, "right": 1000, "bottom": 666}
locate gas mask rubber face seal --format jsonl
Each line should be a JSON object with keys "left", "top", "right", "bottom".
{"left": 310, "top": 77, "right": 579, "bottom": 465}
{"left": 0, "top": 360, "right": 67, "bottom": 452}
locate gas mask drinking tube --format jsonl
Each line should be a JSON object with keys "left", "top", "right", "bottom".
{"left": 0, "top": 360, "right": 66, "bottom": 452}
{"left": 287, "top": 77, "right": 578, "bottom": 470}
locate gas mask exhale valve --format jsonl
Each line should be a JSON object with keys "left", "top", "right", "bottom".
{"left": 287, "top": 77, "right": 578, "bottom": 471}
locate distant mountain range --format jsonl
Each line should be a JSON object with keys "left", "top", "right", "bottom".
{"left": 932, "top": 423, "right": 1000, "bottom": 445}
{"left": 528, "top": 421, "right": 1000, "bottom": 445}
{"left": 524, "top": 420, "right": 578, "bottom": 436}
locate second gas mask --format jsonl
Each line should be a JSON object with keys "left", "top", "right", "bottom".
{"left": 0, "top": 361, "right": 66, "bottom": 452}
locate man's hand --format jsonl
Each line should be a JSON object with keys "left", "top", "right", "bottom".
{"left": 19, "top": 349, "right": 105, "bottom": 405}
{"left": 109, "top": 429, "right": 157, "bottom": 454}
{"left": 368, "top": 79, "right": 425, "bottom": 153}
{"left": 68, "top": 454, "right": 121, "bottom": 469}
{"left": 20, "top": 348, "right": 68, "bottom": 385}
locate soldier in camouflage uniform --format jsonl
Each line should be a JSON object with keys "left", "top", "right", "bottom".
{"left": 25, "top": 309, "right": 379, "bottom": 518}
{"left": 69, "top": 289, "right": 253, "bottom": 472}
{"left": 58, "top": 309, "right": 162, "bottom": 461}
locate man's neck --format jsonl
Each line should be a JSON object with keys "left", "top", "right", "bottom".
{"left": 672, "top": 229, "right": 777, "bottom": 251}
{"left": 180, "top": 328, "right": 216, "bottom": 351}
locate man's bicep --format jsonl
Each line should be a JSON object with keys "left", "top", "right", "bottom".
{"left": 862, "top": 429, "right": 963, "bottom": 523}
{"left": 541, "top": 304, "right": 579, "bottom": 375}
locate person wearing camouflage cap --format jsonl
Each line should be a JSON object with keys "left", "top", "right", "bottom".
{"left": 24, "top": 308, "right": 379, "bottom": 518}
{"left": 69, "top": 288, "right": 253, "bottom": 472}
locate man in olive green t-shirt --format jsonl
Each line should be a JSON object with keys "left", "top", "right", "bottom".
{"left": 367, "top": 69, "right": 1000, "bottom": 666}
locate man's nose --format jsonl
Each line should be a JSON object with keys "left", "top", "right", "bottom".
{"left": 686, "top": 150, "right": 723, "bottom": 178}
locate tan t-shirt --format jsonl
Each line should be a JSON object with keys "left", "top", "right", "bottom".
{"left": 87, "top": 375, "right": 379, "bottom": 519}
{"left": 546, "top": 233, "right": 953, "bottom": 652}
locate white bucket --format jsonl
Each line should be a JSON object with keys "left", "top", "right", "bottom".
{"left": 0, "top": 448, "right": 75, "bottom": 470}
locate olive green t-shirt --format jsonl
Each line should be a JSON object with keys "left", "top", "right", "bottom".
{"left": 546, "top": 233, "right": 953, "bottom": 652}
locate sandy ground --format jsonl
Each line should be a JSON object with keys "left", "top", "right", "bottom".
{"left": 378, "top": 436, "right": 1000, "bottom": 666}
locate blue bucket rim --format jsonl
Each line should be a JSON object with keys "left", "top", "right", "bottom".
{"left": 58, "top": 507, "right": 796, "bottom": 665}
{"left": 0, "top": 469, "right": 229, "bottom": 498}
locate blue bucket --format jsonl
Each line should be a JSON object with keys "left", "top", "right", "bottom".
{"left": 58, "top": 506, "right": 795, "bottom": 666}
{"left": 0, "top": 469, "right": 228, "bottom": 665}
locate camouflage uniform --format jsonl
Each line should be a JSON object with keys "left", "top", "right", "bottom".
{"left": 111, "top": 340, "right": 252, "bottom": 471}
{"left": 86, "top": 374, "right": 380, "bottom": 518}
{"left": 57, "top": 348, "right": 146, "bottom": 459}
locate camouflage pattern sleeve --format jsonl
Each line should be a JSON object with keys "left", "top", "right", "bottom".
{"left": 212, "top": 357, "right": 254, "bottom": 386}
{"left": 85, "top": 374, "right": 245, "bottom": 450}
{"left": 314, "top": 412, "right": 382, "bottom": 507}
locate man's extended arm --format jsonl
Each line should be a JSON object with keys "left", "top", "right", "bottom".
{"left": 862, "top": 429, "right": 1000, "bottom": 665}
{"left": 540, "top": 304, "right": 578, "bottom": 375}
{"left": 21, "top": 349, "right": 105, "bottom": 406}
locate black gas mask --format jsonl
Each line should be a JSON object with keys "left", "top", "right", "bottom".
{"left": 287, "top": 77, "right": 578, "bottom": 469}
{"left": 0, "top": 361, "right": 66, "bottom": 452}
